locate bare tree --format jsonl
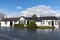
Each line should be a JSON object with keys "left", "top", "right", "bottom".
{"left": 0, "top": 12, "right": 6, "bottom": 20}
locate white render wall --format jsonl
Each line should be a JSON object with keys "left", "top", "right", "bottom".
{"left": 1, "top": 21, "right": 10, "bottom": 27}
{"left": 20, "top": 17, "right": 25, "bottom": 21}
{"left": 35, "top": 22, "right": 41, "bottom": 26}
{"left": 35, "top": 20, "right": 59, "bottom": 29}
{"left": 45, "top": 20, "right": 52, "bottom": 26}
{"left": 54, "top": 20, "right": 59, "bottom": 29}
{"left": 0, "top": 19, "right": 59, "bottom": 29}
{"left": 42, "top": 20, "right": 59, "bottom": 29}
{"left": 25, "top": 20, "right": 27, "bottom": 24}
{"left": 12, "top": 21, "right": 14, "bottom": 26}
{"left": 41, "top": 20, "right": 54, "bottom": 26}
{"left": 14, "top": 21, "right": 19, "bottom": 24}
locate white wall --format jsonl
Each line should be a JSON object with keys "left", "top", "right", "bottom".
{"left": 41, "top": 20, "right": 53, "bottom": 26}
{"left": 46, "top": 20, "right": 52, "bottom": 26}
{"left": 41, "top": 20, "right": 59, "bottom": 29}
{"left": 41, "top": 20, "right": 51, "bottom": 26}
{"left": 14, "top": 21, "right": 19, "bottom": 24}
{"left": 41, "top": 20, "right": 47, "bottom": 26}
{"left": 25, "top": 20, "right": 27, "bottom": 24}
{"left": 20, "top": 17, "right": 25, "bottom": 21}
{"left": 12, "top": 21, "right": 14, "bottom": 27}
{"left": 35, "top": 22, "right": 41, "bottom": 26}
{"left": 54, "top": 20, "right": 59, "bottom": 29}
{"left": 1, "top": 21, "right": 17, "bottom": 27}
{"left": 35, "top": 20, "right": 53, "bottom": 26}
{"left": 1, "top": 21, "right": 10, "bottom": 27}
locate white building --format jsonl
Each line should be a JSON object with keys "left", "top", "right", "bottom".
{"left": 0, "top": 16, "right": 59, "bottom": 29}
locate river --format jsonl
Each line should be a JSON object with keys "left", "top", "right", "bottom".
{"left": 0, "top": 27, "right": 60, "bottom": 40}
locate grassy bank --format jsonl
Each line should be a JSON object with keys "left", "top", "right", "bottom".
{"left": 14, "top": 24, "right": 24, "bottom": 29}
{"left": 37, "top": 26, "right": 55, "bottom": 29}
{"left": 14, "top": 24, "right": 55, "bottom": 29}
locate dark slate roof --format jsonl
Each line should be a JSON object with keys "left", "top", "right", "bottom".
{"left": 2, "top": 17, "right": 20, "bottom": 21}
{"left": 25, "top": 17, "right": 41, "bottom": 22}
{"left": 58, "top": 17, "right": 60, "bottom": 20}
{"left": 1, "top": 16, "right": 58, "bottom": 21}
{"left": 25, "top": 17, "right": 34, "bottom": 20}
{"left": 40, "top": 16, "right": 58, "bottom": 20}
{"left": 24, "top": 16, "right": 58, "bottom": 21}
{"left": 34, "top": 17, "right": 41, "bottom": 22}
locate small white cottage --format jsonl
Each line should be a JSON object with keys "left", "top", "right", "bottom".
{"left": 40, "top": 16, "right": 59, "bottom": 28}
{"left": 0, "top": 16, "right": 59, "bottom": 28}
{"left": 0, "top": 16, "right": 27, "bottom": 27}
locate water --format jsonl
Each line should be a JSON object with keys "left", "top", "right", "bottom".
{"left": 0, "top": 27, "right": 60, "bottom": 40}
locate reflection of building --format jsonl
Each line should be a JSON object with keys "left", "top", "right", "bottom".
{"left": 0, "top": 16, "right": 59, "bottom": 29}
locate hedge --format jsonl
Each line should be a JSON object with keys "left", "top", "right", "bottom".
{"left": 14, "top": 24, "right": 24, "bottom": 28}
{"left": 26, "top": 21, "right": 37, "bottom": 29}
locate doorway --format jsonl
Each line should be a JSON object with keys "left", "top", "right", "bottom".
{"left": 52, "top": 21, "right": 54, "bottom": 27}
{"left": 27, "top": 21, "right": 29, "bottom": 24}
{"left": 10, "top": 21, "right": 13, "bottom": 26}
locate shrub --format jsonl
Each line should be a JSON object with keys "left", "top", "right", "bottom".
{"left": 26, "top": 21, "right": 37, "bottom": 29}
{"left": 14, "top": 24, "right": 24, "bottom": 28}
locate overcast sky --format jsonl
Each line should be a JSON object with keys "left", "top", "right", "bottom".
{"left": 0, "top": 0, "right": 60, "bottom": 17}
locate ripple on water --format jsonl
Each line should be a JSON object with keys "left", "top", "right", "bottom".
{"left": 0, "top": 27, "right": 60, "bottom": 40}
{"left": 0, "top": 35, "right": 21, "bottom": 40}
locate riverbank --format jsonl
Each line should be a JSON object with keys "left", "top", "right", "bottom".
{"left": 14, "top": 26, "right": 55, "bottom": 29}
{"left": 37, "top": 26, "right": 55, "bottom": 29}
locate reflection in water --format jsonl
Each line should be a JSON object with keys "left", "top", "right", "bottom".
{"left": 0, "top": 27, "right": 60, "bottom": 40}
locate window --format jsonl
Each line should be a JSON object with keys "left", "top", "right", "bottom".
{"left": 20, "top": 21, "right": 23, "bottom": 24}
{"left": 24, "top": 20, "right": 26, "bottom": 24}
{"left": 20, "top": 20, "right": 25, "bottom": 24}
{"left": 48, "top": 21, "right": 51, "bottom": 25}
{"left": 41, "top": 20, "right": 45, "bottom": 25}
{"left": 55, "top": 20, "right": 58, "bottom": 25}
